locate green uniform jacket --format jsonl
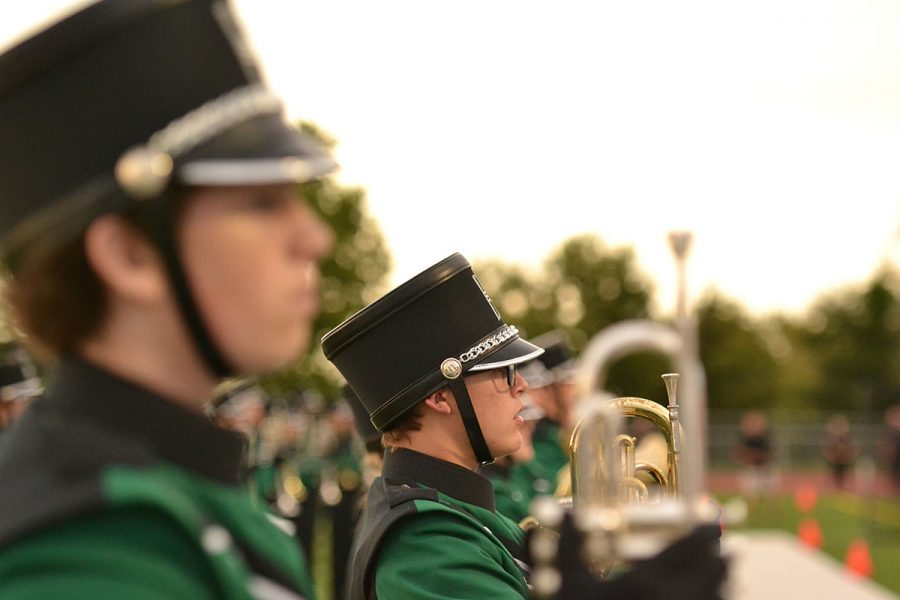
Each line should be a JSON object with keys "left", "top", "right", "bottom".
{"left": 529, "top": 418, "right": 569, "bottom": 493}
{"left": 478, "top": 460, "right": 532, "bottom": 524}
{"left": 348, "top": 449, "right": 530, "bottom": 600}
{"left": 0, "top": 358, "right": 313, "bottom": 599}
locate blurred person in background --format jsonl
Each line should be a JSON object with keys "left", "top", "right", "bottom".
{"left": 518, "top": 330, "right": 578, "bottom": 497}
{"left": 320, "top": 397, "right": 365, "bottom": 600}
{"left": 211, "top": 382, "right": 270, "bottom": 441}
{"left": 345, "top": 383, "right": 385, "bottom": 491}
{"left": 0, "top": 1, "right": 335, "bottom": 597}
{"left": 733, "top": 410, "right": 776, "bottom": 499}
{"left": 880, "top": 404, "right": 900, "bottom": 493}
{"left": 209, "top": 382, "right": 285, "bottom": 511}
{"left": 821, "top": 413, "right": 859, "bottom": 491}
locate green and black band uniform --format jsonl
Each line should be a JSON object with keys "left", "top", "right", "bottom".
{"left": 0, "top": 359, "right": 313, "bottom": 599}
{"left": 478, "top": 461, "right": 549, "bottom": 523}
{"left": 529, "top": 418, "right": 569, "bottom": 493}
{"left": 323, "top": 254, "right": 544, "bottom": 600}
{"left": 349, "top": 448, "right": 529, "bottom": 599}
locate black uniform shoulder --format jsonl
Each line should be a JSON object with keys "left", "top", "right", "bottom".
{"left": 0, "top": 397, "right": 155, "bottom": 547}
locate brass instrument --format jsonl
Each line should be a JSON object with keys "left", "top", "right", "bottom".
{"left": 565, "top": 376, "right": 682, "bottom": 504}
{"left": 527, "top": 233, "right": 721, "bottom": 598}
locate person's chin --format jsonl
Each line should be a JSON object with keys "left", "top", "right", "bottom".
{"left": 276, "top": 323, "right": 312, "bottom": 360}
{"left": 502, "top": 431, "right": 524, "bottom": 457}
{"left": 240, "top": 334, "right": 310, "bottom": 374}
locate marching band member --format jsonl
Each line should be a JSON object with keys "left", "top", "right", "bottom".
{"left": 517, "top": 331, "right": 579, "bottom": 497}
{"left": 324, "top": 254, "right": 727, "bottom": 600}
{"left": 0, "top": 1, "right": 334, "bottom": 597}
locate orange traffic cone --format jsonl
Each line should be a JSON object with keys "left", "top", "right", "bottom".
{"left": 794, "top": 483, "right": 818, "bottom": 513}
{"left": 844, "top": 538, "right": 874, "bottom": 579}
{"left": 797, "top": 518, "right": 823, "bottom": 549}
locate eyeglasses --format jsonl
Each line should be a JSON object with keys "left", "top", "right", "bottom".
{"left": 479, "top": 364, "right": 519, "bottom": 393}
{"left": 501, "top": 364, "right": 517, "bottom": 389}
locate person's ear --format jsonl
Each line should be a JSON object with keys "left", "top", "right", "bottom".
{"left": 423, "top": 387, "right": 453, "bottom": 415}
{"left": 84, "top": 215, "right": 167, "bottom": 303}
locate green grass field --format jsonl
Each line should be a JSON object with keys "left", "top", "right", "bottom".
{"left": 720, "top": 492, "right": 900, "bottom": 595}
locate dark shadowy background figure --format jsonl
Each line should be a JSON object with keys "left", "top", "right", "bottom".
{"left": 880, "top": 404, "right": 900, "bottom": 493}
{"left": 734, "top": 410, "right": 775, "bottom": 499}
{"left": 821, "top": 414, "right": 859, "bottom": 490}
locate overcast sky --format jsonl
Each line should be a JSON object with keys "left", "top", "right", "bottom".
{"left": 5, "top": 1, "right": 900, "bottom": 317}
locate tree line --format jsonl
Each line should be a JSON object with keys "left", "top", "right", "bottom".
{"left": 274, "top": 126, "right": 899, "bottom": 418}
{"left": 3, "top": 123, "right": 896, "bottom": 418}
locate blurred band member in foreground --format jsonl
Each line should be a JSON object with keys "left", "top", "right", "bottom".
{"left": 0, "top": 1, "right": 334, "bottom": 597}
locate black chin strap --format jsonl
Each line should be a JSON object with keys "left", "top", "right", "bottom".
{"left": 447, "top": 377, "right": 494, "bottom": 466}
{"left": 137, "top": 195, "right": 233, "bottom": 379}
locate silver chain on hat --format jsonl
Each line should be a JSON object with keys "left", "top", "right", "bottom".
{"left": 459, "top": 325, "right": 518, "bottom": 363}
{"left": 114, "top": 83, "right": 282, "bottom": 199}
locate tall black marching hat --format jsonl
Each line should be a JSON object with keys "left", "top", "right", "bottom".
{"left": 0, "top": 0, "right": 335, "bottom": 376}
{"left": 322, "top": 253, "right": 543, "bottom": 465}
{"left": 520, "top": 329, "right": 576, "bottom": 388}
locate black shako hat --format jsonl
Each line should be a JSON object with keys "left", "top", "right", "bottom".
{"left": 322, "top": 253, "right": 543, "bottom": 465}
{"left": 520, "top": 330, "right": 576, "bottom": 389}
{"left": 0, "top": 0, "right": 335, "bottom": 255}
{"left": 534, "top": 330, "right": 576, "bottom": 375}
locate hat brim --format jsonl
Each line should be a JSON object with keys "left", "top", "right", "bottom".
{"left": 177, "top": 114, "right": 337, "bottom": 186}
{"left": 468, "top": 337, "right": 544, "bottom": 372}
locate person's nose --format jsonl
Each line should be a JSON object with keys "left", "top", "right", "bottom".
{"left": 289, "top": 202, "right": 334, "bottom": 261}
{"left": 513, "top": 371, "right": 528, "bottom": 395}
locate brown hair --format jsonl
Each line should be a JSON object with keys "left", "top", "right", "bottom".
{"left": 381, "top": 402, "right": 425, "bottom": 449}
{"left": 4, "top": 234, "right": 107, "bottom": 359}
{"left": 3, "top": 190, "right": 188, "bottom": 358}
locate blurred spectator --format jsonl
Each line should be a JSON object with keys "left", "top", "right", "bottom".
{"left": 821, "top": 414, "right": 859, "bottom": 490}
{"left": 879, "top": 404, "right": 900, "bottom": 493}
{"left": 733, "top": 410, "right": 776, "bottom": 498}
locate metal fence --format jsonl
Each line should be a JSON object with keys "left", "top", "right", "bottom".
{"left": 708, "top": 410, "right": 891, "bottom": 471}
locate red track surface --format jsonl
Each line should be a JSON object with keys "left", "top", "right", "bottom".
{"left": 707, "top": 470, "right": 898, "bottom": 496}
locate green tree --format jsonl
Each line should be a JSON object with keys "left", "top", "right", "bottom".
{"left": 475, "top": 234, "right": 665, "bottom": 400}
{"left": 544, "top": 235, "right": 662, "bottom": 400}
{"left": 544, "top": 234, "right": 655, "bottom": 346}
{"left": 696, "top": 291, "right": 782, "bottom": 412}
{"left": 792, "top": 267, "right": 900, "bottom": 413}
{"left": 259, "top": 123, "right": 391, "bottom": 401}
